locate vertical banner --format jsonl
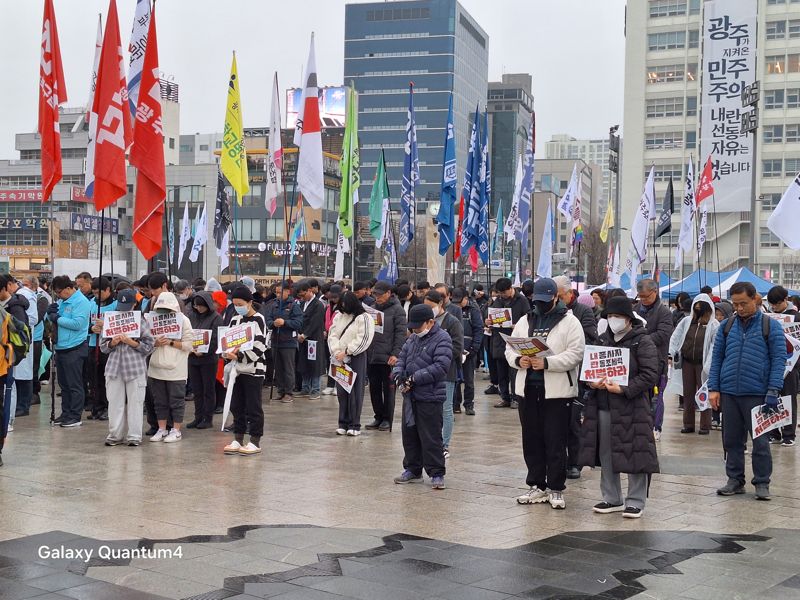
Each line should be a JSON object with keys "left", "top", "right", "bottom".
{"left": 699, "top": 0, "right": 757, "bottom": 212}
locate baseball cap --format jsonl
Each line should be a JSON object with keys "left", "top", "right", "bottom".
{"left": 532, "top": 278, "right": 558, "bottom": 302}
{"left": 407, "top": 304, "right": 435, "bottom": 329}
{"left": 115, "top": 289, "right": 137, "bottom": 311}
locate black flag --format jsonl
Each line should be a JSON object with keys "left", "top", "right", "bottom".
{"left": 655, "top": 177, "right": 674, "bottom": 239}
{"left": 213, "top": 169, "right": 231, "bottom": 250}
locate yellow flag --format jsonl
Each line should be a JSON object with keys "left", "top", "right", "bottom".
{"left": 221, "top": 52, "right": 249, "bottom": 203}
{"left": 599, "top": 201, "right": 614, "bottom": 243}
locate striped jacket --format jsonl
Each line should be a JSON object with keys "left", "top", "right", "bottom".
{"left": 227, "top": 311, "right": 268, "bottom": 377}
{"left": 328, "top": 312, "right": 375, "bottom": 358}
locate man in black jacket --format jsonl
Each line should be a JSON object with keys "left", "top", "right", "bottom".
{"left": 766, "top": 285, "right": 799, "bottom": 446}
{"left": 434, "top": 283, "right": 461, "bottom": 320}
{"left": 296, "top": 281, "right": 326, "bottom": 400}
{"left": 366, "top": 281, "right": 407, "bottom": 431}
{"left": 452, "top": 287, "right": 482, "bottom": 416}
{"left": 486, "top": 278, "right": 530, "bottom": 408}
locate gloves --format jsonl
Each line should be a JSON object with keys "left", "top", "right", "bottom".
{"left": 761, "top": 391, "right": 781, "bottom": 416}
{"left": 47, "top": 302, "right": 60, "bottom": 322}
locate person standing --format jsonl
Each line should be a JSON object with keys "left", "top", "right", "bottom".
{"left": 87, "top": 277, "right": 117, "bottom": 421}
{"left": 265, "top": 281, "right": 303, "bottom": 403}
{"left": 434, "top": 283, "right": 461, "bottom": 320}
{"left": 101, "top": 289, "right": 154, "bottom": 446}
{"left": 354, "top": 281, "right": 375, "bottom": 307}
{"left": 487, "top": 278, "right": 530, "bottom": 409}
{"left": 22, "top": 275, "right": 50, "bottom": 406}
{"left": 709, "top": 282, "right": 787, "bottom": 500}
{"left": 321, "top": 284, "right": 342, "bottom": 396}
{"left": 3, "top": 277, "right": 36, "bottom": 420}
{"left": 506, "top": 278, "right": 585, "bottom": 510}
{"left": 186, "top": 291, "right": 222, "bottom": 429}
{"left": 47, "top": 276, "right": 92, "bottom": 427}
{"left": 766, "top": 285, "right": 800, "bottom": 446}
{"left": 579, "top": 296, "right": 660, "bottom": 518}
{"left": 392, "top": 304, "right": 452, "bottom": 489}
{"left": 296, "top": 281, "right": 326, "bottom": 400}
{"left": 452, "top": 287, "right": 482, "bottom": 416}
{"left": 0, "top": 306, "right": 13, "bottom": 466}
{"left": 328, "top": 292, "right": 375, "bottom": 436}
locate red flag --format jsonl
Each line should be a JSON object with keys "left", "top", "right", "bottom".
{"left": 468, "top": 246, "right": 479, "bottom": 273}
{"left": 130, "top": 3, "right": 165, "bottom": 261}
{"left": 92, "top": 0, "right": 132, "bottom": 212}
{"left": 38, "top": 0, "right": 68, "bottom": 202}
{"left": 454, "top": 194, "right": 465, "bottom": 260}
{"left": 695, "top": 157, "right": 714, "bottom": 207}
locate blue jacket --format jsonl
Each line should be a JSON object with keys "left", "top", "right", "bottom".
{"left": 392, "top": 323, "right": 452, "bottom": 403}
{"left": 52, "top": 290, "right": 91, "bottom": 351}
{"left": 708, "top": 311, "right": 787, "bottom": 396}
{"left": 88, "top": 298, "right": 118, "bottom": 347}
{"left": 265, "top": 297, "right": 303, "bottom": 349}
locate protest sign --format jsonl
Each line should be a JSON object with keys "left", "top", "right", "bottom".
{"left": 363, "top": 304, "right": 384, "bottom": 333}
{"left": 102, "top": 311, "right": 141, "bottom": 339}
{"left": 218, "top": 322, "right": 256, "bottom": 354}
{"left": 146, "top": 311, "right": 183, "bottom": 340}
{"left": 695, "top": 381, "right": 710, "bottom": 411}
{"left": 191, "top": 329, "right": 212, "bottom": 354}
{"left": 751, "top": 396, "right": 793, "bottom": 438}
{"left": 767, "top": 313, "right": 795, "bottom": 325}
{"left": 783, "top": 321, "right": 800, "bottom": 338}
{"left": 488, "top": 307, "right": 513, "bottom": 328}
{"left": 784, "top": 334, "right": 800, "bottom": 378}
{"left": 330, "top": 362, "right": 357, "bottom": 393}
{"left": 500, "top": 333, "right": 551, "bottom": 358}
{"left": 580, "top": 345, "right": 630, "bottom": 385}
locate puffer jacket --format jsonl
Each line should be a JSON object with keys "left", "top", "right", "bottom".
{"left": 328, "top": 312, "right": 375, "bottom": 358}
{"left": 578, "top": 322, "right": 660, "bottom": 474}
{"left": 461, "top": 299, "right": 483, "bottom": 355}
{"left": 368, "top": 296, "right": 407, "bottom": 364}
{"left": 708, "top": 310, "right": 787, "bottom": 396}
{"left": 147, "top": 292, "right": 194, "bottom": 381}
{"left": 667, "top": 293, "right": 720, "bottom": 394}
{"left": 634, "top": 300, "right": 674, "bottom": 364}
{"left": 435, "top": 310, "right": 463, "bottom": 382}
{"left": 188, "top": 291, "right": 223, "bottom": 365}
{"left": 488, "top": 292, "right": 530, "bottom": 358}
{"left": 392, "top": 323, "right": 452, "bottom": 403}
{"left": 265, "top": 296, "right": 303, "bottom": 349}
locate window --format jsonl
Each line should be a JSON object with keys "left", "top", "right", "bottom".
{"left": 686, "top": 96, "right": 697, "bottom": 116}
{"left": 765, "top": 89, "right": 785, "bottom": 109}
{"left": 767, "top": 20, "right": 787, "bottom": 40}
{"left": 199, "top": 144, "right": 209, "bottom": 151}
{"left": 767, "top": 55, "right": 786, "bottom": 74}
{"left": 233, "top": 218, "right": 261, "bottom": 242}
{"left": 768, "top": 0, "right": 786, "bottom": 4}
{"left": 761, "top": 227, "right": 781, "bottom": 248}
{"left": 179, "top": 144, "right": 192, "bottom": 152}
{"left": 647, "top": 63, "right": 695, "bottom": 83}
{"left": 786, "top": 158, "right": 800, "bottom": 175}
{"left": 645, "top": 131, "right": 684, "bottom": 149}
{"left": 763, "top": 159, "right": 783, "bottom": 177}
{"left": 648, "top": 31, "right": 686, "bottom": 51}
{"left": 168, "top": 138, "right": 175, "bottom": 149}
{"left": 366, "top": 7, "right": 430, "bottom": 21}
{"left": 215, "top": 141, "right": 222, "bottom": 149}
{"left": 764, "top": 125, "right": 784, "bottom": 143}
{"left": 789, "top": 54, "right": 800, "bottom": 73}
{"left": 788, "top": 88, "right": 800, "bottom": 108}
{"left": 265, "top": 219, "right": 285, "bottom": 239}
{"left": 787, "top": 124, "right": 800, "bottom": 142}
{"left": 649, "top": 0, "right": 687, "bottom": 17}
{"left": 646, "top": 96, "right": 683, "bottom": 117}
{"left": 649, "top": 164, "right": 682, "bottom": 182}
{"left": 789, "top": 20, "right": 800, "bottom": 38}
{"left": 688, "top": 30, "right": 699, "bottom": 48}
{"left": 689, "top": 0, "right": 700, "bottom": 14}
{"left": 686, "top": 131, "right": 697, "bottom": 149}
{"left": 761, "top": 193, "right": 782, "bottom": 210}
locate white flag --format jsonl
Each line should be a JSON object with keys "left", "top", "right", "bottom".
{"left": 536, "top": 202, "right": 553, "bottom": 278}
{"left": 127, "top": 0, "right": 151, "bottom": 115}
{"left": 630, "top": 166, "right": 655, "bottom": 265}
{"left": 609, "top": 243, "right": 621, "bottom": 288}
{"left": 767, "top": 173, "right": 800, "bottom": 250}
{"left": 295, "top": 35, "right": 325, "bottom": 209}
{"left": 266, "top": 72, "right": 283, "bottom": 217}
{"left": 675, "top": 158, "right": 696, "bottom": 269}
{"left": 218, "top": 230, "right": 230, "bottom": 273}
{"left": 189, "top": 204, "right": 207, "bottom": 263}
{"left": 557, "top": 164, "right": 579, "bottom": 221}
{"left": 177, "top": 198, "right": 191, "bottom": 268}
{"left": 697, "top": 206, "right": 708, "bottom": 259}
{"left": 504, "top": 154, "right": 523, "bottom": 241}
{"left": 334, "top": 228, "right": 350, "bottom": 281}
{"left": 84, "top": 14, "right": 102, "bottom": 197}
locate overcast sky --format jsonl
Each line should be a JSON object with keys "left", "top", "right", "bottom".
{"left": 0, "top": 0, "right": 626, "bottom": 158}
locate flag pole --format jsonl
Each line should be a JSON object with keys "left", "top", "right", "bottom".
{"left": 231, "top": 191, "right": 242, "bottom": 278}
{"left": 711, "top": 191, "right": 722, "bottom": 294}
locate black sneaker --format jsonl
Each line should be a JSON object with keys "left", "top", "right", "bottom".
{"left": 186, "top": 420, "right": 200, "bottom": 429}
{"left": 365, "top": 419, "right": 381, "bottom": 430}
{"left": 53, "top": 414, "right": 65, "bottom": 424}
{"left": 96, "top": 411, "right": 108, "bottom": 421}
{"left": 510, "top": 400, "right": 519, "bottom": 409}
{"left": 622, "top": 506, "right": 643, "bottom": 519}
{"left": 755, "top": 484, "right": 771, "bottom": 501}
{"left": 485, "top": 385, "right": 500, "bottom": 395}
{"left": 378, "top": 421, "right": 391, "bottom": 431}
{"left": 493, "top": 400, "right": 511, "bottom": 408}
{"left": 15, "top": 409, "right": 29, "bottom": 417}
{"left": 593, "top": 502, "right": 624, "bottom": 514}
{"left": 145, "top": 426, "right": 158, "bottom": 437}
{"left": 60, "top": 419, "right": 82, "bottom": 428}
{"left": 465, "top": 407, "right": 475, "bottom": 416}
{"left": 453, "top": 407, "right": 462, "bottom": 414}
{"left": 196, "top": 420, "right": 212, "bottom": 430}
{"left": 716, "top": 479, "right": 746, "bottom": 496}
{"left": 566, "top": 466, "right": 581, "bottom": 479}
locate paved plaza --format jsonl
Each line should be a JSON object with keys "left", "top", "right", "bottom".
{"left": 0, "top": 385, "right": 798, "bottom": 600}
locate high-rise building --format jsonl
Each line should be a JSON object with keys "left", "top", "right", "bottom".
{"left": 344, "top": 0, "right": 489, "bottom": 209}
{"left": 545, "top": 134, "right": 612, "bottom": 214}
{"left": 622, "top": 0, "right": 800, "bottom": 286}
{"left": 488, "top": 73, "right": 534, "bottom": 216}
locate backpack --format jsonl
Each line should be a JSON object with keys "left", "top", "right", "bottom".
{"left": 0, "top": 306, "right": 30, "bottom": 366}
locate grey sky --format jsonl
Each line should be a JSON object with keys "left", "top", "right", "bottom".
{"left": 0, "top": 0, "right": 626, "bottom": 159}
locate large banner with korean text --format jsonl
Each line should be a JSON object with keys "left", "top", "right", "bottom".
{"left": 700, "top": 0, "right": 757, "bottom": 212}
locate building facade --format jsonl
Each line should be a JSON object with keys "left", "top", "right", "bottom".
{"left": 545, "top": 134, "right": 613, "bottom": 215}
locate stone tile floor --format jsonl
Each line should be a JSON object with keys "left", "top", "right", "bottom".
{"left": 0, "top": 383, "right": 798, "bottom": 599}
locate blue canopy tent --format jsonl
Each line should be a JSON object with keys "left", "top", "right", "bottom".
{"left": 659, "top": 267, "right": 800, "bottom": 300}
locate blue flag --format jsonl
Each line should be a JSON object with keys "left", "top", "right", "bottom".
{"left": 519, "top": 117, "right": 535, "bottom": 258}
{"left": 460, "top": 107, "right": 482, "bottom": 256}
{"left": 477, "top": 111, "right": 490, "bottom": 265}
{"left": 377, "top": 216, "right": 399, "bottom": 283}
{"left": 492, "top": 201, "right": 503, "bottom": 255}
{"left": 399, "top": 84, "right": 419, "bottom": 254}
{"left": 438, "top": 93, "right": 456, "bottom": 256}
{"left": 167, "top": 208, "right": 174, "bottom": 265}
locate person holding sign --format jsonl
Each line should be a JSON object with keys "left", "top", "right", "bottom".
{"left": 101, "top": 289, "right": 154, "bottom": 447}
{"left": 708, "top": 282, "right": 788, "bottom": 501}
{"left": 186, "top": 292, "right": 223, "bottom": 430}
{"left": 487, "top": 278, "right": 531, "bottom": 409}
{"left": 577, "top": 296, "right": 660, "bottom": 518}
{"left": 766, "top": 285, "right": 800, "bottom": 446}
{"left": 328, "top": 292, "right": 375, "bottom": 436}
{"left": 222, "top": 287, "right": 268, "bottom": 456}
{"left": 504, "top": 278, "right": 584, "bottom": 510}
{"left": 87, "top": 277, "right": 117, "bottom": 422}
{"left": 147, "top": 293, "right": 194, "bottom": 444}
{"left": 265, "top": 281, "right": 303, "bottom": 404}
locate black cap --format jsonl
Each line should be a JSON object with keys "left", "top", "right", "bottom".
{"left": 115, "top": 289, "right": 137, "bottom": 311}
{"left": 407, "top": 304, "right": 435, "bottom": 329}
{"left": 373, "top": 281, "right": 392, "bottom": 294}
{"left": 532, "top": 278, "right": 557, "bottom": 302}
{"left": 451, "top": 288, "right": 466, "bottom": 303}
{"left": 602, "top": 296, "right": 636, "bottom": 320}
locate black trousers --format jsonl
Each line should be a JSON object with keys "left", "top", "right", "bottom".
{"left": 487, "top": 351, "right": 498, "bottom": 386}
{"left": 566, "top": 386, "right": 585, "bottom": 467}
{"left": 232, "top": 374, "right": 264, "bottom": 439}
{"left": 518, "top": 383, "right": 571, "bottom": 492}
{"left": 273, "top": 348, "right": 296, "bottom": 396}
{"left": 33, "top": 340, "right": 42, "bottom": 395}
{"left": 189, "top": 362, "right": 216, "bottom": 423}
{"left": 401, "top": 399, "right": 445, "bottom": 478}
{"left": 454, "top": 354, "right": 476, "bottom": 410}
{"left": 368, "top": 363, "right": 395, "bottom": 424}
{"left": 496, "top": 359, "right": 513, "bottom": 402}
{"left": 337, "top": 352, "right": 368, "bottom": 430}
{"left": 88, "top": 348, "right": 109, "bottom": 415}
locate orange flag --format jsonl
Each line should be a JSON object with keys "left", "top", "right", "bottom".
{"left": 695, "top": 156, "right": 714, "bottom": 207}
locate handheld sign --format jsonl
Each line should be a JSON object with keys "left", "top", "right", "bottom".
{"left": 363, "top": 304, "right": 384, "bottom": 333}
{"left": 784, "top": 334, "right": 800, "bottom": 378}
{"left": 330, "top": 362, "right": 357, "bottom": 393}
{"left": 751, "top": 396, "right": 793, "bottom": 438}
{"left": 695, "top": 381, "right": 710, "bottom": 411}
{"left": 783, "top": 321, "right": 800, "bottom": 339}
{"left": 500, "top": 332, "right": 551, "bottom": 358}
{"left": 191, "top": 329, "right": 212, "bottom": 354}
{"left": 488, "top": 307, "right": 513, "bottom": 328}
{"left": 218, "top": 322, "right": 256, "bottom": 354}
{"left": 580, "top": 345, "right": 630, "bottom": 386}
{"left": 767, "top": 313, "right": 795, "bottom": 325}
{"left": 146, "top": 311, "right": 183, "bottom": 340}
{"left": 102, "top": 311, "right": 142, "bottom": 339}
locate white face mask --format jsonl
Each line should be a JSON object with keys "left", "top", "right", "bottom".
{"left": 608, "top": 316, "right": 629, "bottom": 335}
{"left": 415, "top": 325, "right": 431, "bottom": 338}
{"left": 431, "top": 306, "right": 441, "bottom": 317}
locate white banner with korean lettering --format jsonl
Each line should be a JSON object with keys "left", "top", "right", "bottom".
{"left": 700, "top": 0, "right": 757, "bottom": 212}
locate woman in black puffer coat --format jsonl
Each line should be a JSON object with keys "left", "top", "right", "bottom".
{"left": 578, "top": 296, "right": 660, "bottom": 519}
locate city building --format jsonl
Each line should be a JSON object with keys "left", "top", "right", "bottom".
{"left": 178, "top": 133, "right": 223, "bottom": 166}
{"left": 488, "top": 73, "right": 534, "bottom": 216}
{"left": 545, "top": 134, "right": 613, "bottom": 214}
{"left": 622, "top": 0, "right": 800, "bottom": 286}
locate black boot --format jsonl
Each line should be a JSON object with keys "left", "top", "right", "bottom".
{"left": 365, "top": 419, "right": 381, "bottom": 430}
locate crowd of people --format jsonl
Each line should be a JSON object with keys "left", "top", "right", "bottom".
{"left": 0, "top": 271, "right": 794, "bottom": 516}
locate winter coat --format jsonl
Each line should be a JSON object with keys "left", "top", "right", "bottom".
{"left": 298, "top": 295, "right": 326, "bottom": 377}
{"left": 368, "top": 296, "right": 407, "bottom": 364}
{"left": 265, "top": 296, "right": 304, "bottom": 349}
{"left": 460, "top": 299, "right": 484, "bottom": 355}
{"left": 328, "top": 312, "right": 375, "bottom": 358}
{"left": 488, "top": 292, "right": 530, "bottom": 359}
{"left": 51, "top": 290, "right": 91, "bottom": 351}
{"left": 188, "top": 292, "right": 223, "bottom": 365}
{"left": 435, "top": 310, "right": 464, "bottom": 382}
{"left": 708, "top": 310, "right": 788, "bottom": 396}
{"left": 578, "top": 323, "right": 660, "bottom": 475}
{"left": 634, "top": 300, "right": 674, "bottom": 365}
{"left": 11, "top": 289, "right": 37, "bottom": 380}
{"left": 505, "top": 304, "right": 585, "bottom": 399}
{"left": 392, "top": 323, "right": 453, "bottom": 403}
{"left": 667, "top": 293, "right": 720, "bottom": 395}
{"left": 147, "top": 292, "right": 194, "bottom": 382}
{"left": 568, "top": 297, "right": 599, "bottom": 344}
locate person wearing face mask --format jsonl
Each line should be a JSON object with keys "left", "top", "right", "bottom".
{"left": 222, "top": 287, "right": 268, "bottom": 455}
{"left": 265, "top": 281, "right": 304, "bottom": 404}
{"left": 579, "top": 296, "right": 660, "bottom": 518}
{"left": 392, "top": 304, "right": 453, "bottom": 489}
{"left": 668, "top": 294, "right": 720, "bottom": 435}
{"left": 505, "top": 278, "right": 585, "bottom": 510}
{"left": 766, "top": 285, "right": 799, "bottom": 447}
{"left": 487, "top": 278, "right": 531, "bottom": 409}
{"left": 186, "top": 291, "right": 223, "bottom": 429}
{"left": 86, "top": 277, "right": 117, "bottom": 422}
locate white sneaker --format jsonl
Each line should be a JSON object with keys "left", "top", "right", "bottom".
{"left": 323, "top": 387, "right": 335, "bottom": 395}
{"left": 238, "top": 442, "right": 261, "bottom": 456}
{"left": 346, "top": 429, "right": 361, "bottom": 436}
{"left": 443, "top": 448, "right": 450, "bottom": 460}
{"left": 224, "top": 440, "right": 242, "bottom": 454}
{"left": 335, "top": 428, "right": 347, "bottom": 435}
{"left": 7, "top": 423, "right": 12, "bottom": 433}
{"left": 653, "top": 429, "right": 661, "bottom": 442}
{"left": 516, "top": 486, "right": 549, "bottom": 504}
{"left": 150, "top": 429, "right": 169, "bottom": 442}
{"left": 163, "top": 429, "right": 182, "bottom": 443}
{"left": 548, "top": 491, "right": 566, "bottom": 510}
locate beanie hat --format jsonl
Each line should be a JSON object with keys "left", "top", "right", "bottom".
{"left": 231, "top": 286, "right": 253, "bottom": 302}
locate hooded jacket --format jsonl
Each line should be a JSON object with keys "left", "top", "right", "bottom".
{"left": 265, "top": 295, "right": 304, "bottom": 349}
{"left": 328, "top": 311, "right": 375, "bottom": 358}
{"left": 668, "top": 293, "right": 720, "bottom": 394}
{"left": 188, "top": 291, "right": 223, "bottom": 365}
{"left": 634, "top": 299, "right": 674, "bottom": 366}
{"left": 147, "top": 292, "right": 194, "bottom": 381}
{"left": 368, "top": 295, "right": 407, "bottom": 365}
{"left": 392, "top": 323, "right": 452, "bottom": 404}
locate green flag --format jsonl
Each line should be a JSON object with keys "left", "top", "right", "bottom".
{"left": 338, "top": 84, "right": 359, "bottom": 239}
{"left": 369, "top": 150, "right": 390, "bottom": 246}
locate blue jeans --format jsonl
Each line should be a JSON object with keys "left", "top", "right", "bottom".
{"left": 443, "top": 381, "right": 455, "bottom": 449}
{"left": 722, "top": 394, "right": 772, "bottom": 485}
{"left": 302, "top": 375, "right": 321, "bottom": 394}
